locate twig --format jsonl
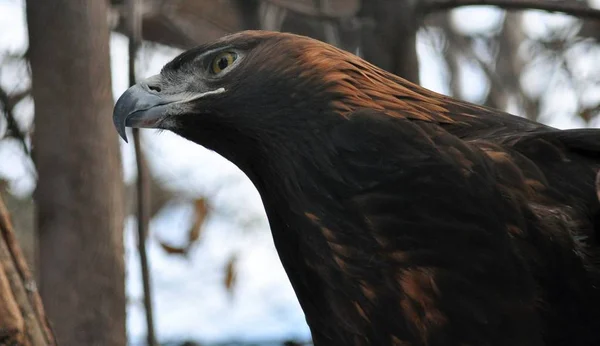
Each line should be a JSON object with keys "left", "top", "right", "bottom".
{"left": 442, "top": 30, "right": 508, "bottom": 102}
{"left": 0, "top": 195, "right": 56, "bottom": 345}
{"left": 0, "top": 86, "right": 30, "bottom": 157}
{"left": 424, "top": 0, "right": 600, "bottom": 20}
{"left": 126, "top": 0, "right": 157, "bottom": 345}
{"left": 6, "top": 89, "right": 31, "bottom": 110}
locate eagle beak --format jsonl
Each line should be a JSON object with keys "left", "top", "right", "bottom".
{"left": 113, "top": 74, "right": 225, "bottom": 143}
{"left": 113, "top": 82, "right": 165, "bottom": 143}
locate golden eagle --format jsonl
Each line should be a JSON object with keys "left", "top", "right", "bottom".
{"left": 113, "top": 31, "right": 600, "bottom": 346}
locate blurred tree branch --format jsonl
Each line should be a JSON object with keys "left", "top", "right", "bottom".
{"left": 110, "top": 0, "right": 247, "bottom": 50}
{"left": 427, "top": 3, "right": 597, "bottom": 122}
{"left": 485, "top": 13, "right": 531, "bottom": 114}
{"left": 580, "top": 0, "right": 600, "bottom": 40}
{"left": 424, "top": 0, "right": 600, "bottom": 20}
{"left": 126, "top": 0, "right": 157, "bottom": 344}
{"left": 0, "top": 86, "right": 31, "bottom": 157}
{"left": 262, "top": 0, "right": 359, "bottom": 21}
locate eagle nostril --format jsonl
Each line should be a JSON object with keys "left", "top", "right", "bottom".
{"left": 148, "top": 84, "right": 161, "bottom": 93}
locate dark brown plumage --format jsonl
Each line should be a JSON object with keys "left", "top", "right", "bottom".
{"left": 113, "top": 31, "right": 600, "bottom": 346}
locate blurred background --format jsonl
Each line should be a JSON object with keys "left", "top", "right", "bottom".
{"left": 0, "top": 0, "right": 598, "bottom": 345}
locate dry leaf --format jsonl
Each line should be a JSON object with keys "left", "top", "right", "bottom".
{"left": 224, "top": 255, "right": 237, "bottom": 294}
{"left": 158, "top": 241, "right": 187, "bottom": 256}
{"left": 579, "top": 105, "right": 600, "bottom": 123}
{"left": 187, "top": 198, "right": 209, "bottom": 246}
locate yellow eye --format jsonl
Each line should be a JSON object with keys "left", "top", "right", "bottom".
{"left": 211, "top": 51, "right": 238, "bottom": 74}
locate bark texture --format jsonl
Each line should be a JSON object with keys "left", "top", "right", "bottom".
{"left": 26, "top": 0, "right": 126, "bottom": 345}
{"left": 358, "top": 0, "right": 421, "bottom": 83}
{"left": 0, "top": 195, "right": 55, "bottom": 345}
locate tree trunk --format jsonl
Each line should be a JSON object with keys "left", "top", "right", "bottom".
{"left": 26, "top": 1, "right": 126, "bottom": 345}
{"left": 358, "top": 0, "right": 421, "bottom": 83}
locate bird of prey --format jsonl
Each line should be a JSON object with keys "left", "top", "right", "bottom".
{"left": 113, "top": 31, "right": 600, "bottom": 346}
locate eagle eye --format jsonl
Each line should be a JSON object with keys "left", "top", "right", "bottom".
{"left": 210, "top": 51, "right": 238, "bottom": 74}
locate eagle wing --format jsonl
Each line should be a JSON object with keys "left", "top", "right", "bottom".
{"left": 315, "top": 109, "right": 600, "bottom": 345}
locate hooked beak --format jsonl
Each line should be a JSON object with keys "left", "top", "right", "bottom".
{"left": 113, "top": 75, "right": 225, "bottom": 142}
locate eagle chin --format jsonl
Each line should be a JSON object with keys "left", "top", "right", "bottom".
{"left": 113, "top": 30, "right": 600, "bottom": 346}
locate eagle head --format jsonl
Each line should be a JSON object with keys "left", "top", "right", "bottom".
{"left": 113, "top": 30, "right": 455, "bottom": 159}
{"left": 113, "top": 31, "right": 361, "bottom": 157}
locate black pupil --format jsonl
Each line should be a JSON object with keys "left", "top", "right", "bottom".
{"left": 217, "top": 56, "right": 229, "bottom": 70}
